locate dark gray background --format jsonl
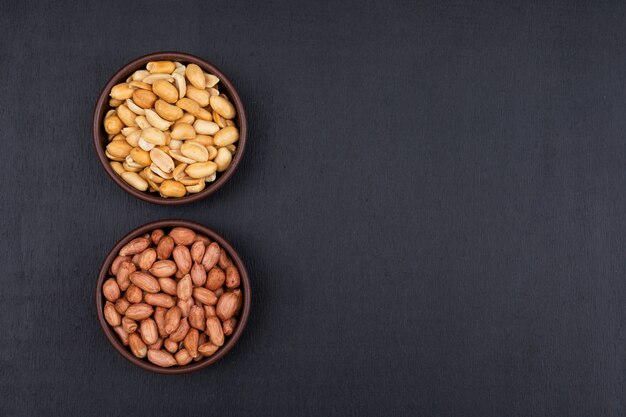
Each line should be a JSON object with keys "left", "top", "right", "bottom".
{"left": 1, "top": 0, "right": 625, "bottom": 416}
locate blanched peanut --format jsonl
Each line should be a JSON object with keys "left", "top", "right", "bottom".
{"left": 104, "top": 114, "right": 124, "bottom": 134}
{"left": 110, "top": 83, "right": 135, "bottom": 100}
{"left": 193, "top": 120, "right": 219, "bottom": 135}
{"left": 155, "top": 100, "right": 183, "bottom": 121}
{"left": 107, "top": 141, "right": 133, "bottom": 159}
{"left": 117, "top": 104, "right": 137, "bottom": 127}
{"left": 185, "top": 161, "right": 217, "bottom": 179}
{"left": 110, "top": 161, "right": 126, "bottom": 175}
{"left": 209, "top": 96, "right": 236, "bottom": 119}
{"left": 171, "top": 123, "right": 196, "bottom": 140}
{"left": 141, "top": 127, "right": 167, "bottom": 146}
{"left": 159, "top": 180, "right": 186, "bottom": 197}
{"left": 153, "top": 80, "right": 179, "bottom": 104}
{"left": 185, "top": 64, "right": 206, "bottom": 89}
{"left": 185, "top": 86, "right": 210, "bottom": 107}
{"left": 146, "top": 61, "right": 176, "bottom": 74}
{"left": 121, "top": 172, "right": 149, "bottom": 191}
{"left": 130, "top": 148, "right": 152, "bottom": 167}
{"left": 145, "top": 109, "right": 173, "bottom": 131}
{"left": 213, "top": 126, "right": 239, "bottom": 147}
{"left": 180, "top": 142, "right": 209, "bottom": 162}
{"left": 176, "top": 98, "right": 200, "bottom": 115}
{"left": 133, "top": 89, "right": 157, "bottom": 109}
{"left": 214, "top": 147, "right": 232, "bottom": 172}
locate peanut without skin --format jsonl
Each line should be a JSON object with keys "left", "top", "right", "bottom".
{"left": 104, "top": 60, "right": 240, "bottom": 197}
{"left": 102, "top": 226, "right": 243, "bottom": 367}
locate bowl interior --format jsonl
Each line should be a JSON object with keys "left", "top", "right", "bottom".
{"left": 96, "top": 219, "right": 251, "bottom": 374}
{"left": 93, "top": 52, "right": 248, "bottom": 205}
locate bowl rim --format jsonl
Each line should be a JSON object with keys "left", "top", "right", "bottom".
{"left": 92, "top": 51, "right": 248, "bottom": 205}
{"left": 95, "top": 219, "right": 251, "bottom": 374}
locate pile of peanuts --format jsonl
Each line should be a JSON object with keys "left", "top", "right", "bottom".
{"left": 103, "top": 60, "right": 239, "bottom": 197}
{"left": 102, "top": 227, "right": 243, "bottom": 367}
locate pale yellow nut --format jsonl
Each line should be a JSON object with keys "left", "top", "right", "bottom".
{"left": 193, "top": 120, "right": 219, "bottom": 135}
{"left": 138, "top": 137, "right": 155, "bottom": 151}
{"left": 110, "top": 161, "right": 125, "bottom": 175}
{"left": 109, "top": 98, "right": 123, "bottom": 107}
{"left": 185, "top": 64, "right": 206, "bottom": 89}
{"left": 205, "top": 172, "right": 217, "bottom": 182}
{"left": 207, "top": 87, "right": 220, "bottom": 96}
{"left": 150, "top": 148, "right": 175, "bottom": 173}
{"left": 214, "top": 147, "right": 232, "bottom": 172}
{"left": 179, "top": 176, "right": 201, "bottom": 186}
{"left": 172, "top": 163, "right": 188, "bottom": 181}
{"left": 110, "top": 83, "right": 135, "bottom": 100}
{"left": 104, "top": 115, "right": 124, "bottom": 135}
{"left": 141, "top": 127, "right": 167, "bottom": 146}
{"left": 121, "top": 126, "right": 139, "bottom": 136}
{"left": 211, "top": 95, "right": 235, "bottom": 119}
{"left": 204, "top": 73, "right": 220, "bottom": 88}
{"left": 159, "top": 180, "right": 186, "bottom": 197}
{"left": 169, "top": 139, "right": 182, "bottom": 150}
{"left": 174, "top": 61, "right": 185, "bottom": 71}
{"left": 145, "top": 109, "right": 173, "bottom": 131}
{"left": 185, "top": 86, "right": 210, "bottom": 107}
{"left": 185, "top": 161, "right": 217, "bottom": 179}
{"left": 181, "top": 142, "right": 209, "bottom": 162}
{"left": 146, "top": 61, "right": 176, "bottom": 74}
{"left": 116, "top": 104, "right": 137, "bottom": 127}
{"left": 153, "top": 80, "right": 179, "bottom": 104}
{"left": 122, "top": 161, "right": 142, "bottom": 172}
{"left": 147, "top": 179, "right": 160, "bottom": 192}
{"left": 176, "top": 98, "right": 201, "bottom": 116}
{"left": 143, "top": 167, "right": 164, "bottom": 184}
{"left": 105, "top": 110, "right": 116, "bottom": 119}
{"left": 142, "top": 73, "right": 174, "bottom": 84}
{"left": 206, "top": 145, "right": 218, "bottom": 161}
{"left": 124, "top": 155, "right": 143, "bottom": 169}
{"left": 172, "top": 72, "right": 186, "bottom": 99}
{"left": 179, "top": 112, "right": 196, "bottom": 125}
{"left": 195, "top": 108, "right": 213, "bottom": 121}
{"left": 125, "top": 130, "right": 142, "bottom": 147}
{"left": 125, "top": 98, "right": 145, "bottom": 115}
{"left": 110, "top": 133, "right": 125, "bottom": 142}
{"left": 135, "top": 116, "right": 151, "bottom": 130}
{"left": 191, "top": 135, "right": 214, "bottom": 146}
{"left": 169, "top": 149, "right": 196, "bottom": 164}
{"left": 154, "top": 100, "right": 183, "bottom": 122}
{"left": 106, "top": 140, "right": 133, "bottom": 160}
{"left": 226, "top": 144, "right": 236, "bottom": 154}
{"left": 170, "top": 123, "right": 196, "bottom": 140}
{"left": 213, "top": 126, "right": 239, "bottom": 147}
{"left": 225, "top": 119, "right": 235, "bottom": 127}
{"left": 132, "top": 70, "right": 150, "bottom": 81}
{"left": 150, "top": 163, "right": 173, "bottom": 179}
{"left": 106, "top": 151, "right": 124, "bottom": 161}
{"left": 129, "top": 80, "right": 152, "bottom": 90}
{"left": 133, "top": 89, "right": 157, "bottom": 109}
{"left": 186, "top": 180, "right": 205, "bottom": 194}
{"left": 121, "top": 172, "right": 148, "bottom": 191}
{"left": 213, "top": 111, "right": 226, "bottom": 128}
{"left": 130, "top": 148, "right": 152, "bottom": 167}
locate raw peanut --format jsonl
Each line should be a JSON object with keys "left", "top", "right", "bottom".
{"left": 193, "top": 120, "right": 219, "bottom": 135}
{"left": 185, "top": 64, "right": 206, "bottom": 89}
{"left": 213, "top": 126, "right": 239, "bottom": 146}
{"left": 116, "top": 261, "right": 135, "bottom": 291}
{"left": 125, "top": 303, "right": 154, "bottom": 320}
{"left": 131, "top": 253, "right": 142, "bottom": 268}
{"left": 147, "top": 61, "right": 175, "bottom": 74}
{"left": 169, "top": 317, "right": 190, "bottom": 342}
{"left": 125, "top": 284, "right": 143, "bottom": 304}
{"left": 195, "top": 233, "right": 211, "bottom": 245}
{"left": 144, "top": 293, "right": 175, "bottom": 308}
{"left": 204, "top": 305, "right": 216, "bottom": 317}
{"left": 122, "top": 316, "right": 138, "bottom": 333}
{"left": 150, "top": 148, "right": 175, "bottom": 173}
{"left": 214, "top": 288, "right": 224, "bottom": 298}
{"left": 172, "top": 72, "right": 186, "bottom": 99}
{"left": 170, "top": 227, "right": 196, "bottom": 245}
{"left": 141, "top": 127, "right": 167, "bottom": 146}
{"left": 130, "top": 148, "right": 151, "bottom": 167}
{"left": 209, "top": 96, "right": 236, "bottom": 119}
{"left": 159, "top": 180, "right": 186, "bottom": 198}
{"left": 125, "top": 98, "right": 145, "bottom": 115}
{"left": 103, "top": 278, "right": 121, "bottom": 302}
{"left": 114, "top": 298, "right": 130, "bottom": 315}
{"left": 180, "top": 142, "right": 209, "bottom": 162}
{"left": 176, "top": 98, "right": 201, "bottom": 115}
{"left": 214, "top": 147, "right": 232, "bottom": 172}
{"left": 164, "top": 338, "right": 178, "bottom": 354}
{"left": 153, "top": 79, "right": 179, "bottom": 104}
{"left": 186, "top": 86, "right": 210, "bottom": 107}
{"left": 110, "top": 83, "right": 135, "bottom": 100}
{"left": 154, "top": 306, "right": 168, "bottom": 338}
{"left": 198, "top": 342, "right": 219, "bottom": 357}
{"left": 114, "top": 326, "right": 130, "bottom": 346}
{"left": 129, "top": 271, "right": 160, "bottom": 293}
{"left": 119, "top": 237, "right": 151, "bottom": 256}
{"left": 205, "top": 316, "right": 224, "bottom": 346}
{"left": 225, "top": 265, "right": 240, "bottom": 288}
{"left": 158, "top": 278, "right": 178, "bottom": 296}
{"left": 218, "top": 249, "right": 232, "bottom": 269}
{"left": 191, "top": 262, "right": 207, "bottom": 286}
{"left": 202, "top": 242, "right": 221, "bottom": 270}
{"left": 172, "top": 245, "right": 192, "bottom": 274}
{"left": 132, "top": 89, "right": 157, "bottom": 109}
{"left": 193, "top": 287, "right": 217, "bottom": 305}
{"left": 147, "top": 349, "right": 177, "bottom": 367}
{"left": 116, "top": 104, "right": 137, "bottom": 127}
{"left": 185, "top": 161, "right": 217, "bottom": 179}
{"left": 170, "top": 123, "right": 196, "bottom": 140}
{"left": 145, "top": 108, "right": 173, "bottom": 131}
{"left": 140, "top": 318, "right": 159, "bottom": 345}
{"left": 216, "top": 292, "right": 239, "bottom": 321}
{"left": 110, "top": 161, "right": 125, "bottom": 175}
{"left": 184, "top": 328, "right": 199, "bottom": 357}
{"left": 157, "top": 236, "right": 175, "bottom": 259}
{"left": 164, "top": 306, "right": 182, "bottom": 334}
{"left": 129, "top": 333, "right": 147, "bottom": 358}
{"left": 106, "top": 140, "right": 132, "bottom": 159}
{"left": 149, "top": 260, "right": 177, "bottom": 277}
{"left": 175, "top": 348, "right": 193, "bottom": 365}
{"left": 151, "top": 229, "right": 165, "bottom": 245}
{"left": 190, "top": 241, "right": 205, "bottom": 263}
{"left": 149, "top": 338, "right": 163, "bottom": 350}
{"left": 206, "top": 267, "right": 225, "bottom": 291}
{"left": 205, "top": 73, "right": 220, "bottom": 87}
{"left": 222, "top": 318, "right": 237, "bottom": 336}
{"left": 189, "top": 305, "right": 206, "bottom": 330}
{"left": 137, "top": 248, "right": 156, "bottom": 270}
{"left": 104, "top": 301, "right": 121, "bottom": 326}
{"left": 198, "top": 332, "right": 208, "bottom": 346}
{"left": 155, "top": 99, "right": 183, "bottom": 121}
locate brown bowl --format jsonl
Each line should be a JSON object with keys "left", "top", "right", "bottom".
{"left": 95, "top": 219, "right": 251, "bottom": 374}
{"left": 92, "top": 52, "right": 248, "bottom": 205}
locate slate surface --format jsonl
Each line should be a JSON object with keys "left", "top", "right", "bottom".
{"left": 1, "top": 1, "right": 626, "bottom": 416}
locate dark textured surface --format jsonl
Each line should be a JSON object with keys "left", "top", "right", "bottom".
{"left": 1, "top": 1, "right": 625, "bottom": 416}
